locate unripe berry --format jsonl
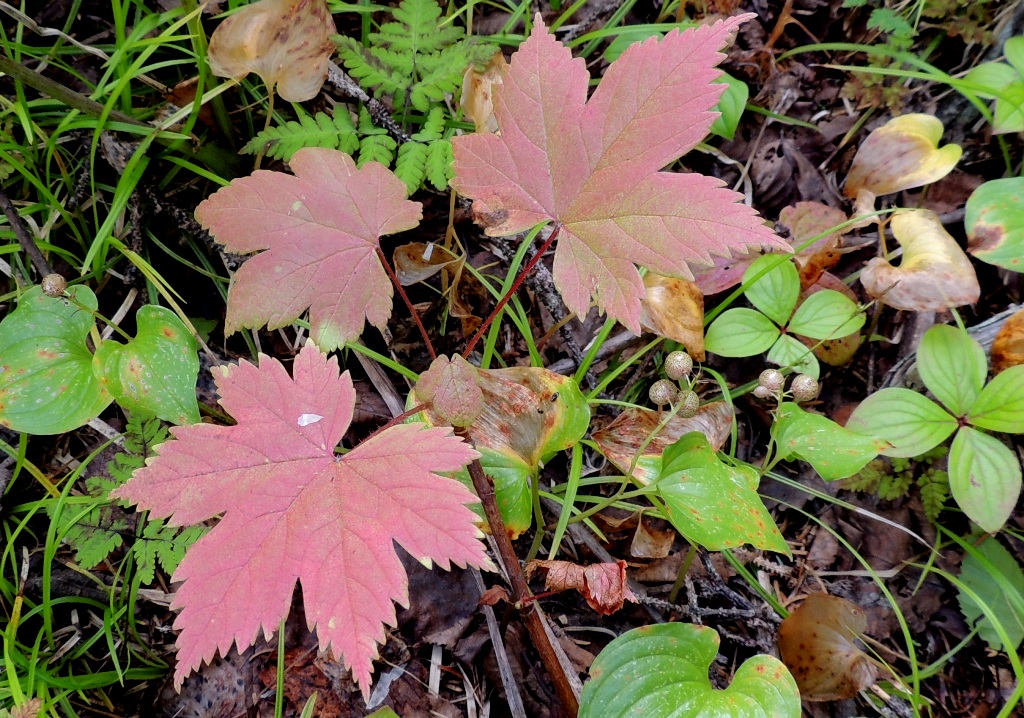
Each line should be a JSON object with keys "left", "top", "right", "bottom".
{"left": 758, "top": 368, "right": 785, "bottom": 393}
{"left": 649, "top": 379, "right": 679, "bottom": 407}
{"left": 752, "top": 385, "right": 774, "bottom": 400}
{"left": 41, "top": 273, "right": 67, "bottom": 298}
{"left": 679, "top": 390, "right": 700, "bottom": 417}
{"left": 791, "top": 374, "right": 820, "bottom": 402}
{"left": 665, "top": 350, "right": 693, "bottom": 381}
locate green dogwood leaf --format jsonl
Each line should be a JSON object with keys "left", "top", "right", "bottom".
{"left": 744, "top": 255, "right": 799, "bottom": 326}
{"left": 767, "top": 334, "right": 819, "bottom": 378}
{"left": 918, "top": 325, "right": 987, "bottom": 417}
{"left": 0, "top": 286, "right": 111, "bottom": 434}
{"left": 656, "top": 433, "right": 789, "bottom": 553}
{"left": 949, "top": 427, "right": 1021, "bottom": 533}
{"left": 845, "top": 388, "right": 957, "bottom": 458}
{"left": 775, "top": 402, "right": 888, "bottom": 480}
{"left": 579, "top": 623, "right": 800, "bottom": 718}
{"left": 788, "top": 290, "right": 865, "bottom": 340}
{"left": 705, "top": 308, "right": 779, "bottom": 357}
{"left": 93, "top": 306, "right": 201, "bottom": 425}
{"left": 968, "top": 365, "right": 1024, "bottom": 434}
{"left": 965, "top": 177, "right": 1024, "bottom": 272}
{"left": 958, "top": 539, "right": 1024, "bottom": 652}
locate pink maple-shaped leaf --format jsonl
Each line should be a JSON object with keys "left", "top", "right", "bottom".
{"left": 451, "top": 14, "right": 789, "bottom": 331}
{"left": 111, "top": 342, "right": 486, "bottom": 698}
{"left": 195, "top": 148, "right": 422, "bottom": 351}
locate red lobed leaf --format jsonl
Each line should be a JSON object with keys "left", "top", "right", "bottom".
{"left": 195, "top": 148, "right": 422, "bottom": 351}
{"left": 451, "top": 14, "right": 787, "bottom": 331}
{"left": 112, "top": 343, "right": 487, "bottom": 698}
{"left": 525, "top": 559, "right": 637, "bottom": 615}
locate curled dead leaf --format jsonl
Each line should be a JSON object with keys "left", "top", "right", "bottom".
{"left": 845, "top": 114, "right": 962, "bottom": 199}
{"left": 393, "top": 242, "right": 461, "bottom": 285}
{"left": 630, "top": 513, "right": 676, "bottom": 558}
{"left": 861, "top": 209, "right": 980, "bottom": 312}
{"left": 992, "top": 307, "right": 1024, "bottom": 374}
{"left": 778, "top": 593, "right": 879, "bottom": 701}
{"left": 639, "top": 273, "right": 705, "bottom": 360}
{"left": 461, "top": 51, "right": 507, "bottom": 134}
{"left": 525, "top": 559, "right": 637, "bottom": 615}
{"left": 207, "top": 0, "right": 336, "bottom": 102}
{"left": 591, "top": 402, "right": 734, "bottom": 484}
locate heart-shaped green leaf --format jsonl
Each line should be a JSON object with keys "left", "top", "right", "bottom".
{"left": 969, "top": 365, "right": 1024, "bottom": 434}
{"left": 656, "top": 433, "right": 789, "bottom": 553}
{"left": 788, "top": 290, "right": 865, "bottom": 340}
{"left": 845, "top": 388, "right": 957, "bottom": 458}
{"left": 917, "top": 325, "right": 987, "bottom": 416}
{"left": 579, "top": 623, "right": 800, "bottom": 718}
{"left": 0, "top": 286, "right": 111, "bottom": 434}
{"left": 93, "top": 306, "right": 201, "bottom": 425}
{"left": 949, "top": 427, "right": 1021, "bottom": 533}
{"left": 705, "top": 308, "right": 779, "bottom": 357}
{"left": 965, "top": 177, "right": 1024, "bottom": 272}
{"left": 775, "top": 402, "right": 888, "bottom": 480}
{"left": 744, "top": 255, "right": 799, "bottom": 326}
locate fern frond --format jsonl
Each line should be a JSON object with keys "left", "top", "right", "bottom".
{"left": 395, "top": 141, "right": 429, "bottom": 195}
{"left": 359, "top": 134, "right": 397, "bottom": 166}
{"left": 241, "top": 112, "right": 358, "bottom": 161}
{"left": 424, "top": 138, "right": 453, "bottom": 190}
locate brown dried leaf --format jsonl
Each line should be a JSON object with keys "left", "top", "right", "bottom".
{"left": 861, "top": 209, "right": 980, "bottom": 312}
{"left": 844, "top": 114, "right": 962, "bottom": 199}
{"left": 525, "top": 559, "right": 637, "bottom": 615}
{"left": 591, "top": 402, "right": 734, "bottom": 484}
{"left": 414, "top": 354, "right": 483, "bottom": 428}
{"left": 992, "top": 308, "right": 1024, "bottom": 374}
{"left": 461, "top": 51, "right": 506, "bottom": 134}
{"left": 207, "top": 0, "right": 336, "bottom": 102}
{"left": 639, "top": 273, "right": 705, "bottom": 360}
{"left": 393, "top": 242, "right": 461, "bottom": 285}
{"left": 777, "top": 593, "right": 879, "bottom": 702}
{"left": 630, "top": 514, "right": 676, "bottom": 558}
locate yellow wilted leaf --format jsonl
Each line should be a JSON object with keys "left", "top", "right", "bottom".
{"left": 861, "top": 209, "right": 979, "bottom": 312}
{"left": 639, "top": 273, "right": 705, "bottom": 361}
{"left": 461, "top": 51, "right": 507, "bottom": 134}
{"left": 845, "top": 114, "right": 962, "bottom": 199}
{"left": 992, "top": 307, "right": 1024, "bottom": 374}
{"left": 207, "top": 0, "right": 336, "bottom": 102}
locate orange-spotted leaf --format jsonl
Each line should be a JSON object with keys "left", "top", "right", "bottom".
{"left": 656, "top": 432, "right": 789, "bottom": 554}
{"left": 844, "top": 114, "right": 961, "bottom": 200}
{"left": 414, "top": 354, "right": 483, "bottom": 427}
{"left": 111, "top": 342, "right": 488, "bottom": 699}
{"left": 860, "top": 209, "right": 979, "bottom": 312}
{"left": 639, "top": 273, "right": 706, "bottom": 360}
{"left": 207, "top": 0, "right": 336, "bottom": 102}
{"left": 451, "top": 15, "right": 787, "bottom": 332}
{"left": 778, "top": 594, "right": 879, "bottom": 701}
{"left": 195, "top": 148, "right": 422, "bottom": 351}
{"left": 592, "top": 402, "right": 734, "bottom": 485}
{"left": 525, "top": 559, "right": 637, "bottom": 615}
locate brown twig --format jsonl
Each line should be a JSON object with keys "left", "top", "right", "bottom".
{"left": 463, "top": 224, "right": 562, "bottom": 358}
{"left": 325, "top": 62, "right": 412, "bottom": 143}
{"left": 375, "top": 245, "right": 437, "bottom": 360}
{"left": 464, "top": 456, "right": 580, "bottom": 717}
{"left": 0, "top": 186, "right": 53, "bottom": 278}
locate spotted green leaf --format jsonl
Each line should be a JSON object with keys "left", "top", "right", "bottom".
{"left": 656, "top": 432, "right": 789, "bottom": 553}
{"left": 93, "top": 306, "right": 201, "bottom": 425}
{"left": 0, "top": 285, "right": 111, "bottom": 434}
